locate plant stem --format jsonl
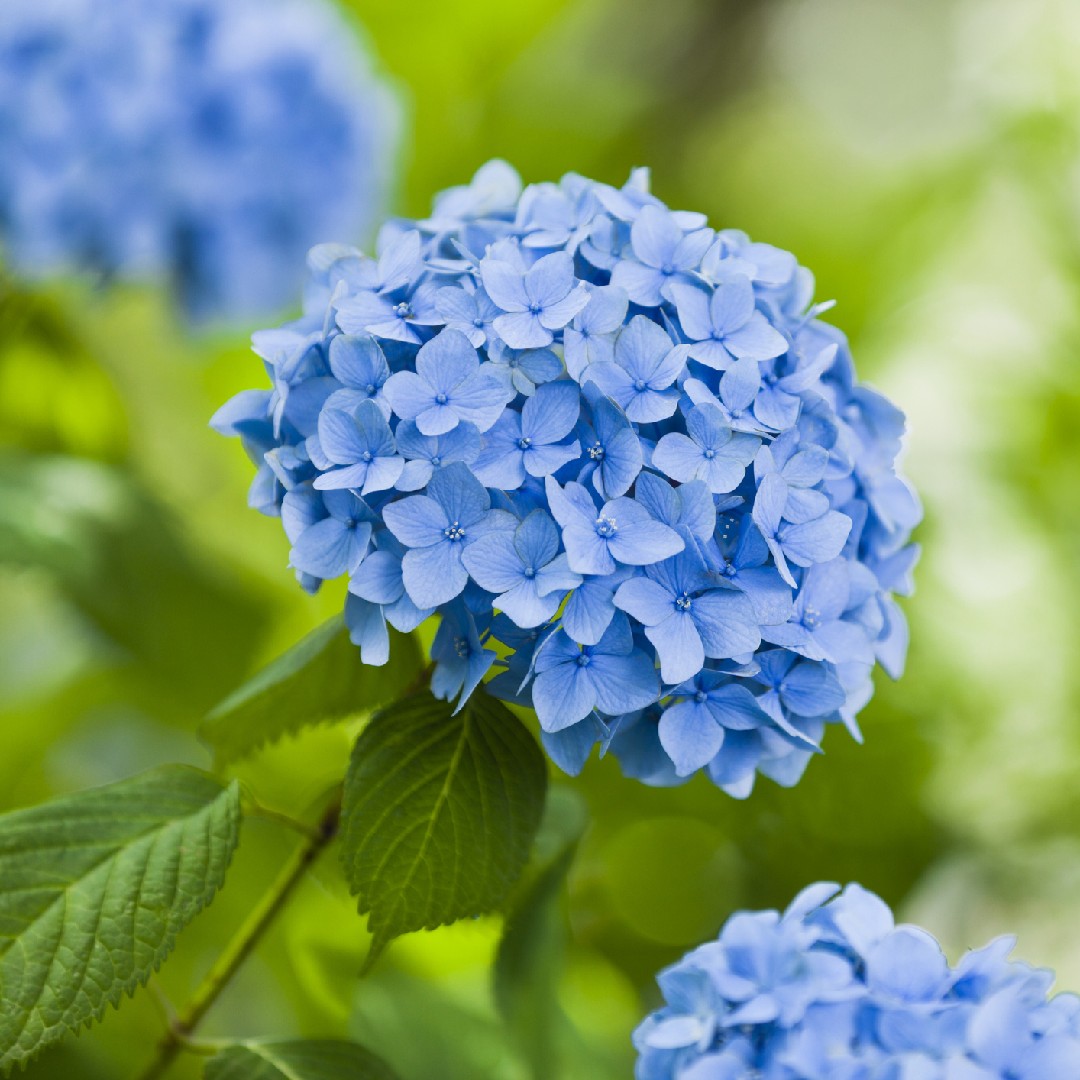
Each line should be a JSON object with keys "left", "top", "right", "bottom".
{"left": 244, "top": 797, "right": 323, "bottom": 842}
{"left": 406, "top": 660, "right": 436, "bottom": 697}
{"left": 134, "top": 790, "right": 342, "bottom": 1080}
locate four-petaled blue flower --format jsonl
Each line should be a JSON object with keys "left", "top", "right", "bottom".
{"left": 434, "top": 284, "right": 502, "bottom": 349}
{"left": 546, "top": 478, "right": 684, "bottom": 576}
{"left": 752, "top": 649, "right": 846, "bottom": 729}
{"left": 473, "top": 381, "right": 581, "bottom": 488}
{"left": 659, "top": 670, "right": 774, "bottom": 776}
{"left": 708, "top": 513, "right": 794, "bottom": 626}
{"left": 671, "top": 276, "right": 788, "bottom": 369}
{"left": 288, "top": 489, "right": 374, "bottom": 581}
{"left": 325, "top": 334, "right": 393, "bottom": 420}
{"left": 614, "top": 551, "right": 761, "bottom": 685}
{"left": 488, "top": 346, "right": 563, "bottom": 397}
{"left": 383, "top": 329, "right": 511, "bottom": 435}
{"left": 610, "top": 205, "right": 714, "bottom": 307}
{"left": 394, "top": 421, "right": 481, "bottom": 492}
{"left": 383, "top": 462, "right": 514, "bottom": 608}
{"left": 684, "top": 356, "right": 771, "bottom": 435}
{"left": 653, "top": 403, "right": 760, "bottom": 493}
{"left": 514, "top": 173, "right": 600, "bottom": 252}
{"left": 463, "top": 510, "right": 581, "bottom": 628}
{"left": 313, "top": 400, "right": 403, "bottom": 494}
{"left": 634, "top": 472, "right": 716, "bottom": 545}
{"left": 755, "top": 344, "right": 838, "bottom": 430}
{"left": 584, "top": 315, "right": 689, "bottom": 423}
{"left": 480, "top": 250, "right": 590, "bottom": 348}
{"left": 563, "top": 284, "right": 629, "bottom": 380}
{"left": 431, "top": 601, "right": 497, "bottom": 711}
{"left": 575, "top": 389, "right": 643, "bottom": 499}
{"left": 334, "top": 231, "right": 442, "bottom": 343}
{"left": 532, "top": 614, "right": 659, "bottom": 732}
{"left": 752, "top": 473, "right": 852, "bottom": 588}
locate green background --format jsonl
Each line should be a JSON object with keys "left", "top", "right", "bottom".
{"left": 3, "top": 0, "right": 1080, "bottom": 1075}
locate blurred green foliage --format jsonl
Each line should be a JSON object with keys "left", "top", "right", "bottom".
{"left": 4, "top": 0, "right": 1080, "bottom": 1075}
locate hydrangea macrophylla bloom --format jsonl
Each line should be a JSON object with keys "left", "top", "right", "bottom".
{"left": 215, "top": 160, "right": 920, "bottom": 788}
{"left": 670, "top": 277, "right": 788, "bottom": 368}
{"left": 653, "top": 403, "right": 760, "bottom": 493}
{"left": 325, "top": 335, "right": 393, "bottom": 420}
{"left": 472, "top": 381, "right": 581, "bottom": 487}
{"left": 462, "top": 510, "right": 581, "bottom": 628}
{"left": 383, "top": 328, "right": 511, "bottom": 435}
{"left": 583, "top": 315, "right": 689, "bottom": 422}
{"left": 563, "top": 284, "right": 630, "bottom": 380}
{"left": 480, "top": 250, "right": 590, "bottom": 348}
{"left": 382, "top": 462, "right": 514, "bottom": 610}
{"left": 313, "top": 401, "right": 403, "bottom": 494}
{"left": 0, "top": 0, "right": 398, "bottom": 322}
{"left": 614, "top": 551, "right": 760, "bottom": 684}
{"left": 532, "top": 614, "right": 659, "bottom": 732}
{"left": 546, "top": 478, "right": 685, "bottom": 576}
{"left": 635, "top": 883, "right": 1080, "bottom": 1080}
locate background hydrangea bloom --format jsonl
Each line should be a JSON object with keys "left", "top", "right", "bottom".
{"left": 0, "top": 0, "right": 398, "bottom": 321}
{"left": 634, "top": 881, "right": 1080, "bottom": 1080}
{"left": 215, "top": 160, "right": 920, "bottom": 795}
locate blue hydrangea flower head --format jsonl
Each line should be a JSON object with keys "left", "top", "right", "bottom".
{"left": 635, "top": 882, "right": 1080, "bottom": 1079}
{"left": 0, "top": 0, "right": 399, "bottom": 322}
{"left": 215, "top": 160, "right": 920, "bottom": 792}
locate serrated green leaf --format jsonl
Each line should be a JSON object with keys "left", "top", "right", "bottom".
{"left": 340, "top": 689, "right": 547, "bottom": 969}
{"left": 494, "top": 787, "right": 588, "bottom": 1079}
{"left": 204, "top": 1039, "right": 399, "bottom": 1080}
{"left": 0, "top": 766, "right": 241, "bottom": 1072}
{"left": 200, "top": 616, "right": 424, "bottom": 763}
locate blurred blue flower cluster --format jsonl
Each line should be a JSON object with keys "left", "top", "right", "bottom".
{"left": 215, "top": 160, "right": 920, "bottom": 794}
{"left": 0, "top": 0, "right": 397, "bottom": 321}
{"left": 635, "top": 882, "right": 1080, "bottom": 1080}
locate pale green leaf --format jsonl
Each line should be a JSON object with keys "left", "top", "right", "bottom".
{"left": 0, "top": 766, "right": 241, "bottom": 1072}
{"left": 204, "top": 1039, "right": 399, "bottom": 1080}
{"left": 340, "top": 689, "right": 547, "bottom": 969}
{"left": 200, "top": 616, "right": 424, "bottom": 763}
{"left": 0, "top": 456, "right": 270, "bottom": 708}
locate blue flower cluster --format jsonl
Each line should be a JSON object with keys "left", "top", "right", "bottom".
{"left": 0, "top": 0, "right": 397, "bottom": 321}
{"left": 635, "top": 882, "right": 1080, "bottom": 1080}
{"left": 214, "top": 161, "right": 920, "bottom": 794}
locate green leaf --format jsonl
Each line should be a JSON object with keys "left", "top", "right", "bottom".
{"left": 204, "top": 1039, "right": 399, "bottom": 1080}
{"left": 0, "top": 766, "right": 241, "bottom": 1072}
{"left": 340, "top": 688, "right": 547, "bottom": 969}
{"left": 494, "top": 787, "right": 588, "bottom": 1079}
{"left": 200, "top": 616, "right": 424, "bottom": 764}
{"left": 0, "top": 455, "right": 270, "bottom": 709}
{"left": 0, "top": 277, "right": 127, "bottom": 461}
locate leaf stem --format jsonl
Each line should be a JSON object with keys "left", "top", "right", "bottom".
{"left": 133, "top": 789, "right": 342, "bottom": 1080}
{"left": 243, "top": 796, "right": 323, "bottom": 842}
{"left": 405, "top": 660, "right": 436, "bottom": 697}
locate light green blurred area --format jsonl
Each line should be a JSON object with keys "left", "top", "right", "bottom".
{"left": 3, "top": 0, "right": 1080, "bottom": 1075}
